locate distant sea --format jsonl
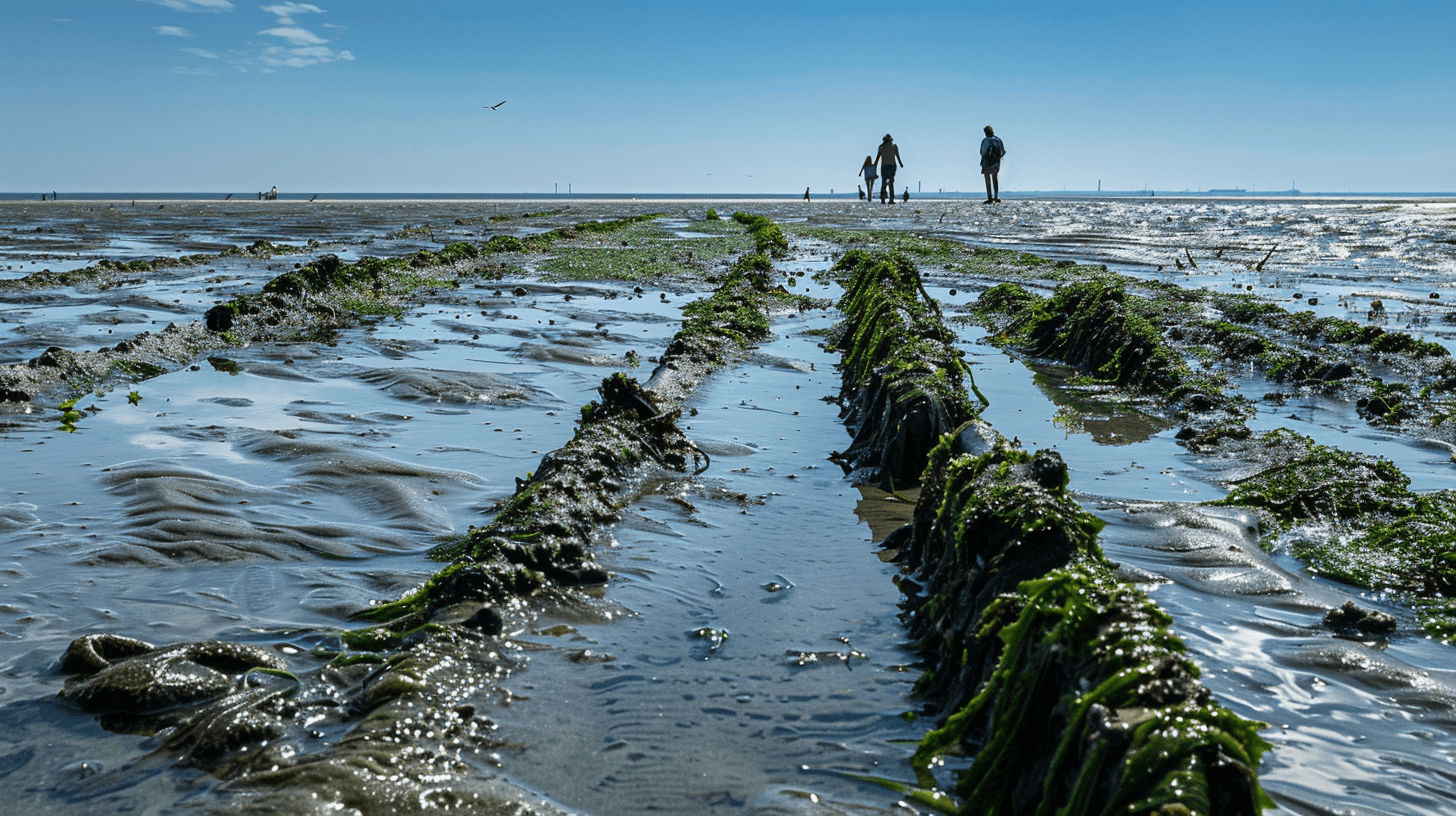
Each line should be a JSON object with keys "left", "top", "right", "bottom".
{"left": 3, "top": 191, "right": 1454, "bottom": 202}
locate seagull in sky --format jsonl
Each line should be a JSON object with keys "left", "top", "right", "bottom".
{"left": 485, "top": 100, "right": 506, "bottom": 110}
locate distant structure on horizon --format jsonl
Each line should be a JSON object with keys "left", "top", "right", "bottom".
{"left": 1205, "top": 188, "right": 1302, "bottom": 195}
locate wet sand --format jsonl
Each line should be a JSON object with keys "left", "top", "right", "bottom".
{"left": 2, "top": 198, "right": 1456, "bottom": 814}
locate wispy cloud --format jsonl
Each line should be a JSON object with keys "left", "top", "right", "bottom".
{"left": 258, "top": 44, "right": 354, "bottom": 70}
{"left": 146, "top": 0, "right": 351, "bottom": 75}
{"left": 259, "top": 25, "right": 325, "bottom": 46}
{"left": 253, "top": 3, "right": 353, "bottom": 70}
{"left": 140, "top": 0, "right": 234, "bottom": 11}
{"left": 261, "top": 3, "right": 323, "bottom": 25}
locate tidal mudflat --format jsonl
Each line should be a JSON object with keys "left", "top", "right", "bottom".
{"left": 2, "top": 197, "right": 1456, "bottom": 815}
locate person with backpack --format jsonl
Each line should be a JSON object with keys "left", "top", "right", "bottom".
{"left": 980, "top": 125, "right": 1005, "bottom": 203}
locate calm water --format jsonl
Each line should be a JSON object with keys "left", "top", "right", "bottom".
{"left": 2, "top": 199, "right": 1455, "bottom": 814}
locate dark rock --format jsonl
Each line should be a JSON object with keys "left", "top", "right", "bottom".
{"left": 1030, "top": 450, "right": 1068, "bottom": 490}
{"left": 952, "top": 421, "right": 997, "bottom": 457}
{"left": 59, "top": 636, "right": 286, "bottom": 713}
{"left": 204, "top": 304, "right": 235, "bottom": 332}
{"left": 31, "top": 347, "right": 69, "bottom": 367}
{"left": 1323, "top": 600, "right": 1397, "bottom": 635}
{"left": 462, "top": 606, "right": 504, "bottom": 635}
{"left": 1319, "top": 361, "right": 1355, "bottom": 382}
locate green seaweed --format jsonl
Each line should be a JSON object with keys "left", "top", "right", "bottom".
{"left": 1209, "top": 429, "right": 1456, "bottom": 617}
{"left": 731, "top": 211, "right": 789, "bottom": 257}
{"left": 111, "top": 359, "right": 167, "bottom": 378}
{"left": 788, "top": 225, "right": 965, "bottom": 266}
{"left": 827, "top": 249, "right": 980, "bottom": 488}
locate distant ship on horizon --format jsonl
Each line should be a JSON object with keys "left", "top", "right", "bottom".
{"left": 1205, "top": 188, "right": 1302, "bottom": 195}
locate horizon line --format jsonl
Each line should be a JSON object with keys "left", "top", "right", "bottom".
{"left": 5, "top": 191, "right": 1456, "bottom": 202}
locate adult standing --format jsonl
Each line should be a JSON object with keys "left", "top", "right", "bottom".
{"left": 859, "top": 156, "right": 877, "bottom": 204}
{"left": 875, "top": 135, "right": 903, "bottom": 203}
{"left": 980, "top": 126, "right": 1005, "bottom": 203}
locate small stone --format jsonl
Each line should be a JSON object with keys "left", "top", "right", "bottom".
{"left": 1323, "top": 600, "right": 1396, "bottom": 636}
{"left": 463, "top": 606, "right": 504, "bottom": 635}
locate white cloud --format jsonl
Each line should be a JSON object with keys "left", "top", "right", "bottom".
{"left": 140, "top": 0, "right": 234, "bottom": 11}
{"left": 250, "top": 3, "right": 351, "bottom": 68}
{"left": 258, "top": 43, "right": 353, "bottom": 68}
{"left": 156, "top": 25, "right": 193, "bottom": 36}
{"left": 261, "top": 3, "right": 323, "bottom": 25}
{"left": 259, "top": 25, "right": 325, "bottom": 46}
{"left": 182, "top": 47, "right": 219, "bottom": 58}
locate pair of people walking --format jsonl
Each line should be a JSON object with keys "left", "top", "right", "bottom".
{"left": 859, "top": 134, "right": 903, "bottom": 204}
{"left": 856, "top": 128, "right": 1005, "bottom": 204}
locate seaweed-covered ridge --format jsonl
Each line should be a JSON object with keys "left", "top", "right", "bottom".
{"left": 830, "top": 249, "right": 1270, "bottom": 814}
{"left": 826, "top": 249, "right": 979, "bottom": 489}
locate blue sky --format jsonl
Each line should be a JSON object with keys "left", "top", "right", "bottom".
{"left": 2, "top": 0, "right": 1452, "bottom": 194}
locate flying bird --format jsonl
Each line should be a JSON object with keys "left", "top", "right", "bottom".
{"left": 484, "top": 100, "right": 506, "bottom": 110}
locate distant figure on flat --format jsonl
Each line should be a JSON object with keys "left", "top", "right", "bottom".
{"left": 859, "top": 156, "right": 877, "bottom": 203}
{"left": 875, "top": 135, "right": 903, "bottom": 204}
{"left": 804, "top": 187, "right": 811, "bottom": 201}
{"left": 265, "top": 186, "right": 278, "bottom": 201}
{"left": 857, "top": 185, "right": 865, "bottom": 200}
{"left": 980, "top": 126, "right": 1005, "bottom": 203}
{"left": 902, "top": 189, "right": 909, "bottom": 203}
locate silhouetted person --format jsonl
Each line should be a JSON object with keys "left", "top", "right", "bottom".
{"left": 902, "top": 189, "right": 909, "bottom": 202}
{"left": 804, "top": 187, "right": 811, "bottom": 201}
{"left": 980, "top": 125, "right": 1005, "bottom": 203}
{"left": 875, "top": 135, "right": 903, "bottom": 203}
{"left": 859, "top": 156, "right": 877, "bottom": 203}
